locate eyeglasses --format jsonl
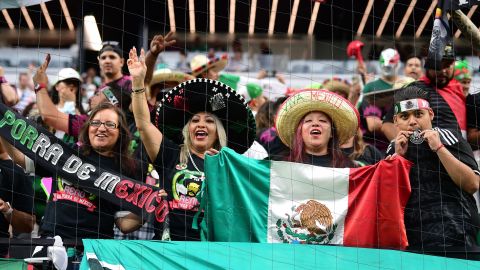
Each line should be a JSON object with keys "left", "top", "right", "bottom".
{"left": 89, "top": 120, "right": 118, "bottom": 129}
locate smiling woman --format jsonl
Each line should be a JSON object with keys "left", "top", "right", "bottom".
{"left": 128, "top": 47, "right": 255, "bottom": 241}
{"left": 275, "top": 90, "right": 359, "bottom": 167}
{"left": 0, "top": 102, "right": 145, "bottom": 242}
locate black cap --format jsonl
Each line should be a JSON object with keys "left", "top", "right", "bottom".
{"left": 98, "top": 41, "right": 123, "bottom": 58}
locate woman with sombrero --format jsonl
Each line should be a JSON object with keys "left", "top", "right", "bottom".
{"left": 128, "top": 47, "right": 255, "bottom": 240}
{"left": 190, "top": 54, "right": 228, "bottom": 80}
{"left": 275, "top": 89, "right": 359, "bottom": 167}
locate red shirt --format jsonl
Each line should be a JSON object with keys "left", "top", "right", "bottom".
{"left": 419, "top": 76, "right": 466, "bottom": 131}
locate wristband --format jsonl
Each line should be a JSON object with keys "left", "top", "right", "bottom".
{"left": 0, "top": 76, "right": 7, "bottom": 84}
{"left": 34, "top": 83, "right": 47, "bottom": 93}
{"left": 132, "top": 88, "right": 145, "bottom": 94}
{"left": 433, "top": 144, "right": 444, "bottom": 153}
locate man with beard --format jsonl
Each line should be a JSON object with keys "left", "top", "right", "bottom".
{"left": 382, "top": 50, "right": 466, "bottom": 141}
{"left": 403, "top": 56, "right": 423, "bottom": 80}
{"left": 358, "top": 48, "right": 400, "bottom": 151}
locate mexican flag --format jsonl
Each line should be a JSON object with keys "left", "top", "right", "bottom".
{"left": 201, "top": 148, "right": 412, "bottom": 249}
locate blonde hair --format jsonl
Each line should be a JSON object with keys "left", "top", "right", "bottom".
{"left": 179, "top": 113, "right": 227, "bottom": 164}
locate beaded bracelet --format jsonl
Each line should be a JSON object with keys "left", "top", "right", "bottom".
{"left": 132, "top": 88, "right": 145, "bottom": 94}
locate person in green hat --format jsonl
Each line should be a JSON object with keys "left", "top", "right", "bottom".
{"left": 238, "top": 82, "right": 267, "bottom": 116}
{"left": 454, "top": 60, "right": 472, "bottom": 97}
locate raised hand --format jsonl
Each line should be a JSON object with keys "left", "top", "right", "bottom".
{"left": 127, "top": 47, "right": 147, "bottom": 87}
{"left": 149, "top": 32, "right": 176, "bottom": 55}
{"left": 33, "top": 54, "right": 51, "bottom": 85}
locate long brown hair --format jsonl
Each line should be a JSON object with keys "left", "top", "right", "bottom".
{"left": 348, "top": 129, "right": 367, "bottom": 161}
{"left": 78, "top": 102, "right": 136, "bottom": 175}
{"left": 288, "top": 113, "right": 354, "bottom": 168}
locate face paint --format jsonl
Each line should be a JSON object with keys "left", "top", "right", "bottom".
{"left": 379, "top": 48, "right": 400, "bottom": 78}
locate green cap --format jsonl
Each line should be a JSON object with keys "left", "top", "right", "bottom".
{"left": 246, "top": 83, "right": 263, "bottom": 99}
{"left": 454, "top": 60, "right": 472, "bottom": 81}
{"left": 305, "top": 82, "right": 323, "bottom": 89}
{"left": 219, "top": 73, "right": 241, "bottom": 90}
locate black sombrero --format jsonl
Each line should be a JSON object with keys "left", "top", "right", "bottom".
{"left": 154, "top": 78, "right": 256, "bottom": 154}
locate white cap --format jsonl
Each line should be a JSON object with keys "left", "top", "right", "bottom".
{"left": 52, "top": 68, "right": 82, "bottom": 86}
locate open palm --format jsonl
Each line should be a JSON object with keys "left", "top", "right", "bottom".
{"left": 127, "top": 47, "right": 147, "bottom": 81}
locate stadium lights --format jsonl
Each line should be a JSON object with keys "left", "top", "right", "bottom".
{"left": 59, "top": 0, "right": 74, "bottom": 31}
{"left": 268, "top": 0, "right": 279, "bottom": 35}
{"left": 83, "top": 15, "right": 103, "bottom": 51}
{"left": 416, "top": 0, "right": 437, "bottom": 38}
{"left": 455, "top": 5, "right": 477, "bottom": 38}
{"left": 248, "top": 0, "right": 257, "bottom": 34}
{"left": 20, "top": 6, "right": 34, "bottom": 30}
{"left": 229, "top": 0, "right": 236, "bottom": 34}
{"left": 167, "top": 0, "right": 176, "bottom": 32}
{"left": 1, "top": 9, "right": 14, "bottom": 30}
{"left": 40, "top": 2, "right": 54, "bottom": 30}
{"left": 376, "top": 0, "right": 396, "bottom": 37}
{"left": 395, "top": 0, "right": 416, "bottom": 38}
{"left": 189, "top": 0, "right": 196, "bottom": 33}
{"left": 210, "top": 0, "right": 215, "bottom": 34}
{"left": 307, "top": 1, "right": 321, "bottom": 35}
{"left": 357, "top": 0, "right": 374, "bottom": 37}
{"left": 287, "top": 0, "right": 300, "bottom": 35}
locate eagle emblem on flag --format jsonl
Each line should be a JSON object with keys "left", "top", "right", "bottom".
{"left": 276, "top": 200, "right": 337, "bottom": 244}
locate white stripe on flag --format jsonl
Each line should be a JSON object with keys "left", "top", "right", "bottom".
{"left": 267, "top": 161, "right": 350, "bottom": 244}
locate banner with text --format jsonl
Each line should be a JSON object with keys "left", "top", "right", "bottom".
{"left": 0, "top": 102, "right": 168, "bottom": 222}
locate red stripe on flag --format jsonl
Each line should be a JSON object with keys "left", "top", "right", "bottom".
{"left": 343, "top": 156, "right": 412, "bottom": 249}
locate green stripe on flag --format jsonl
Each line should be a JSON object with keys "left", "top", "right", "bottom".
{"left": 203, "top": 147, "right": 271, "bottom": 242}
{"left": 80, "top": 240, "right": 480, "bottom": 270}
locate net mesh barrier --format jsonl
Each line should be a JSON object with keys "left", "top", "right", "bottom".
{"left": 0, "top": 0, "right": 479, "bottom": 269}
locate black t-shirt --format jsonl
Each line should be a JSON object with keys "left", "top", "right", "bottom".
{"left": 386, "top": 127, "right": 479, "bottom": 248}
{"left": 342, "top": 144, "right": 384, "bottom": 166}
{"left": 270, "top": 153, "right": 334, "bottom": 167}
{"left": 37, "top": 145, "right": 139, "bottom": 240}
{"left": 303, "top": 154, "right": 333, "bottom": 167}
{"left": 152, "top": 138, "right": 205, "bottom": 241}
{"left": 466, "top": 93, "right": 480, "bottom": 150}
{"left": 0, "top": 160, "right": 34, "bottom": 255}
{"left": 383, "top": 81, "right": 462, "bottom": 137}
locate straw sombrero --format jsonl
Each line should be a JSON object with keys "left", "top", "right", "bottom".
{"left": 363, "top": 77, "right": 416, "bottom": 108}
{"left": 275, "top": 90, "right": 359, "bottom": 147}
{"left": 154, "top": 78, "right": 256, "bottom": 154}
{"left": 322, "top": 78, "right": 351, "bottom": 98}
{"left": 149, "top": 68, "right": 195, "bottom": 87}
{"left": 190, "top": 54, "right": 228, "bottom": 76}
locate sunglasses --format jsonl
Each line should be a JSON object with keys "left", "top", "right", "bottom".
{"left": 89, "top": 120, "right": 118, "bottom": 129}
{"left": 101, "top": 41, "right": 120, "bottom": 46}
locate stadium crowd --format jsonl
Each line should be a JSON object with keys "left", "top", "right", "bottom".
{"left": 0, "top": 31, "right": 478, "bottom": 266}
